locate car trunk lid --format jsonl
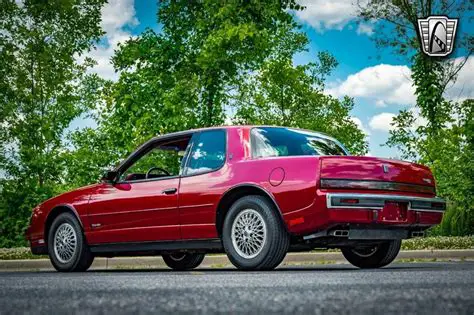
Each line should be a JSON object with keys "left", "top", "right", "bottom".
{"left": 320, "top": 156, "right": 435, "bottom": 194}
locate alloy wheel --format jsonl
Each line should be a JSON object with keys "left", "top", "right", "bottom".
{"left": 53, "top": 223, "right": 77, "bottom": 264}
{"left": 231, "top": 209, "right": 267, "bottom": 259}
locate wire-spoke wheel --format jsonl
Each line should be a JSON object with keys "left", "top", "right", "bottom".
{"left": 53, "top": 223, "right": 77, "bottom": 264}
{"left": 47, "top": 212, "right": 94, "bottom": 272}
{"left": 231, "top": 209, "right": 267, "bottom": 259}
{"left": 223, "top": 195, "right": 289, "bottom": 271}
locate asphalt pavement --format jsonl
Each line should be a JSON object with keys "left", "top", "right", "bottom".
{"left": 1, "top": 262, "right": 473, "bottom": 314}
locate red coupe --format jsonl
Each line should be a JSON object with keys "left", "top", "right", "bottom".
{"left": 26, "top": 126, "right": 445, "bottom": 271}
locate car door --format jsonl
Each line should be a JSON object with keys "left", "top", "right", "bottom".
{"left": 178, "top": 129, "right": 227, "bottom": 240}
{"left": 86, "top": 136, "right": 192, "bottom": 244}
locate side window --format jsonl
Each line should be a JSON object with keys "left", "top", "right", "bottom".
{"left": 251, "top": 127, "right": 347, "bottom": 158}
{"left": 119, "top": 136, "right": 192, "bottom": 182}
{"left": 185, "top": 130, "right": 226, "bottom": 175}
{"left": 251, "top": 128, "right": 282, "bottom": 158}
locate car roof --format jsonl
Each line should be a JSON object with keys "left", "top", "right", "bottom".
{"left": 116, "top": 125, "right": 348, "bottom": 172}
{"left": 151, "top": 125, "right": 335, "bottom": 141}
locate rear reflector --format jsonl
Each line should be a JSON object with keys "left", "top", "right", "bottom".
{"left": 321, "top": 179, "right": 435, "bottom": 194}
{"left": 289, "top": 217, "right": 305, "bottom": 226}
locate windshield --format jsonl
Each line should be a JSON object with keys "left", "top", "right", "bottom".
{"left": 251, "top": 127, "right": 348, "bottom": 158}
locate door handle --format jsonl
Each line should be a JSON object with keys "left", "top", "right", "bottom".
{"left": 162, "top": 188, "right": 177, "bottom": 195}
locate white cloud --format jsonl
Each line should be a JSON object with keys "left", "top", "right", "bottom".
{"left": 368, "top": 112, "right": 396, "bottom": 132}
{"left": 100, "top": 0, "right": 138, "bottom": 35}
{"left": 326, "top": 64, "right": 416, "bottom": 106}
{"left": 328, "top": 57, "right": 474, "bottom": 110}
{"left": 375, "top": 100, "right": 386, "bottom": 107}
{"left": 444, "top": 56, "right": 474, "bottom": 102}
{"left": 83, "top": 0, "right": 138, "bottom": 81}
{"left": 295, "top": 0, "right": 358, "bottom": 31}
{"left": 368, "top": 107, "right": 427, "bottom": 133}
{"left": 350, "top": 116, "right": 370, "bottom": 135}
{"left": 356, "top": 23, "right": 374, "bottom": 36}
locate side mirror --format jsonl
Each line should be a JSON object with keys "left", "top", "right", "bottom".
{"left": 101, "top": 170, "right": 118, "bottom": 183}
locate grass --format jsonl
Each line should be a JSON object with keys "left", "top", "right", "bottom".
{"left": 283, "top": 260, "right": 338, "bottom": 266}
{"left": 209, "top": 263, "right": 229, "bottom": 268}
{"left": 1, "top": 236, "right": 473, "bottom": 260}
{"left": 0, "top": 247, "right": 47, "bottom": 260}
{"left": 401, "top": 236, "right": 474, "bottom": 250}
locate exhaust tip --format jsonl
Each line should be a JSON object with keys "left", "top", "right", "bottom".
{"left": 330, "top": 230, "right": 349, "bottom": 237}
{"left": 411, "top": 231, "right": 425, "bottom": 238}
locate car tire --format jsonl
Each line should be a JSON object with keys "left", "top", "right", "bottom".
{"left": 47, "top": 212, "right": 94, "bottom": 272}
{"left": 222, "top": 195, "right": 289, "bottom": 271}
{"left": 341, "top": 240, "right": 401, "bottom": 269}
{"left": 162, "top": 253, "right": 205, "bottom": 270}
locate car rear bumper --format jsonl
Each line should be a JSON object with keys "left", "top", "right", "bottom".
{"left": 325, "top": 193, "right": 445, "bottom": 227}
{"left": 284, "top": 192, "right": 446, "bottom": 235}
{"left": 326, "top": 193, "right": 446, "bottom": 212}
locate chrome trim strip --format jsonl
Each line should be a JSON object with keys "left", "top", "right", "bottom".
{"left": 326, "top": 193, "right": 446, "bottom": 212}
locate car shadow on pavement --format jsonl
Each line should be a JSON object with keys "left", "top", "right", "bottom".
{"left": 3, "top": 262, "right": 466, "bottom": 275}
{"left": 81, "top": 263, "right": 454, "bottom": 273}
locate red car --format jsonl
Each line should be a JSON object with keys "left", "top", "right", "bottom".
{"left": 26, "top": 126, "right": 445, "bottom": 272}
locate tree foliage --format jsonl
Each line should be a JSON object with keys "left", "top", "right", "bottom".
{"left": 0, "top": 1, "right": 372, "bottom": 247}
{"left": 67, "top": 0, "right": 367, "bottom": 188}
{"left": 0, "top": 0, "right": 105, "bottom": 246}
{"left": 232, "top": 52, "right": 367, "bottom": 154}
{"left": 359, "top": 0, "right": 474, "bottom": 235}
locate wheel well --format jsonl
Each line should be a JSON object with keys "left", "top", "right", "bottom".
{"left": 44, "top": 206, "right": 81, "bottom": 246}
{"left": 215, "top": 185, "right": 286, "bottom": 237}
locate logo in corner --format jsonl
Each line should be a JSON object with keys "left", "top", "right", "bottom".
{"left": 418, "top": 16, "right": 458, "bottom": 57}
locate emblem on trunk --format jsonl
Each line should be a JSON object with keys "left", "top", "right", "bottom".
{"left": 417, "top": 16, "right": 458, "bottom": 57}
{"left": 382, "top": 165, "right": 389, "bottom": 173}
{"left": 423, "top": 178, "right": 432, "bottom": 184}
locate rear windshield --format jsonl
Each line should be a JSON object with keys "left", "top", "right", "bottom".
{"left": 251, "top": 127, "right": 348, "bottom": 158}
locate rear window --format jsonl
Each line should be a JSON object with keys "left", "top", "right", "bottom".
{"left": 251, "top": 127, "right": 348, "bottom": 158}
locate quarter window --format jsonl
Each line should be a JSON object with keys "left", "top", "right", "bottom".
{"left": 251, "top": 127, "right": 348, "bottom": 158}
{"left": 185, "top": 130, "right": 226, "bottom": 175}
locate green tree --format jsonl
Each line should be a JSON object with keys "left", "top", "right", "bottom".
{"left": 232, "top": 52, "right": 367, "bottom": 155}
{"left": 68, "top": 0, "right": 369, "bottom": 189}
{"left": 66, "top": 0, "right": 307, "bottom": 184}
{"left": 0, "top": 0, "right": 105, "bottom": 246}
{"left": 358, "top": 0, "right": 473, "bottom": 135}
{"left": 359, "top": 0, "right": 474, "bottom": 235}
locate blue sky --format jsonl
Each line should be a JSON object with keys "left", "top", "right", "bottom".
{"left": 81, "top": 0, "right": 474, "bottom": 159}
